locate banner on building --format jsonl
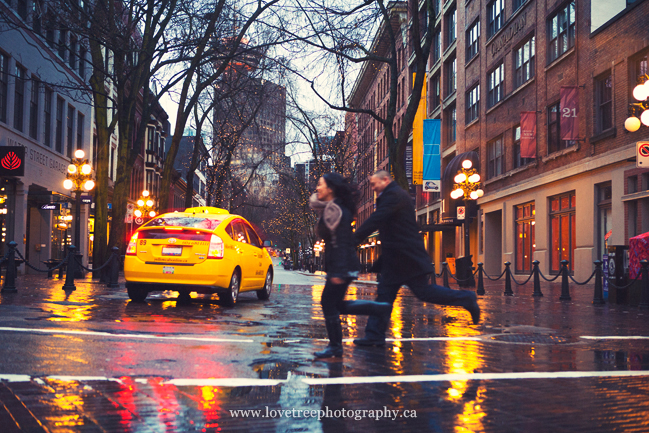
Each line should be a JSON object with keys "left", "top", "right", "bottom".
{"left": 422, "top": 119, "right": 441, "bottom": 192}
{"left": 0, "top": 146, "right": 25, "bottom": 177}
{"left": 520, "top": 111, "right": 536, "bottom": 159}
{"left": 560, "top": 86, "right": 579, "bottom": 140}
{"left": 412, "top": 73, "right": 427, "bottom": 185}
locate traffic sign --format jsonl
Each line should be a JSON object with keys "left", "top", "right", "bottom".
{"left": 637, "top": 141, "right": 649, "bottom": 168}
{"left": 135, "top": 217, "right": 144, "bottom": 225}
{"left": 457, "top": 206, "right": 466, "bottom": 220}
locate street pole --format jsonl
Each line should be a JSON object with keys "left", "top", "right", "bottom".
{"left": 74, "top": 190, "right": 84, "bottom": 278}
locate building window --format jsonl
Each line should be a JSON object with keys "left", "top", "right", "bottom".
{"left": 430, "top": 74, "right": 441, "bottom": 111}
{"left": 488, "top": 0, "right": 505, "bottom": 38}
{"left": 547, "top": 102, "right": 576, "bottom": 153}
{"left": 69, "top": 35, "right": 77, "bottom": 70}
{"left": 16, "top": 0, "right": 28, "bottom": 19}
{"left": 487, "top": 136, "right": 504, "bottom": 178}
{"left": 58, "top": 29, "right": 67, "bottom": 60}
{"left": 29, "top": 77, "right": 39, "bottom": 139}
{"left": 432, "top": 28, "right": 441, "bottom": 64}
{"left": 77, "top": 112, "right": 84, "bottom": 150}
{"left": 55, "top": 97, "right": 64, "bottom": 153}
{"left": 0, "top": 53, "right": 7, "bottom": 123}
{"left": 79, "top": 46, "right": 86, "bottom": 77}
{"left": 513, "top": 0, "right": 526, "bottom": 12}
{"left": 487, "top": 62, "right": 504, "bottom": 108}
{"left": 596, "top": 182, "right": 612, "bottom": 259}
{"left": 548, "top": 2, "right": 575, "bottom": 63}
{"left": 513, "top": 125, "right": 533, "bottom": 168}
{"left": 32, "top": 0, "right": 43, "bottom": 34}
{"left": 67, "top": 105, "right": 74, "bottom": 157}
{"left": 447, "top": 105, "right": 457, "bottom": 144}
{"left": 515, "top": 202, "right": 535, "bottom": 273}
{"left": 44, "top": 88, "right": 52, "bottom": 147}
{"left": 466, "top": 19, "right": 480, "bottom": 62}
{"left": 45, "top": 12, "right": 55, "bottom": 48}
{"left": 466, "top": 84, "right": 480, "bottom": 123}
{"left": 13, "top": 65, "right": 26, "bottom": 132}
{"left": 550, "top": 192, "right": 576, "bottom": 273}
{"left": 446, "top": 8, "right": 456, "bottom": 47}
{"left": 595, "top": 73, "right": 613, "bottom": 133}
{"left": 634, "top": 53, "right": 647, "bottom": 81}
{"left": 514, "top": 36, "right": 535, "bottom": 88}
{"left": 446, "top": 57, "right": 456, "bottom": 95}
{"left": 110, "top": 147, "right": 114, "bottom": 180}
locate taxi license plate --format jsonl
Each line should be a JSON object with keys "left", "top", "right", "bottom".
{"left": 163, "top": 266, "right": 175, "bottom": 274}
{"left": 162, "top": 246, "right": 182, "bottom": 256}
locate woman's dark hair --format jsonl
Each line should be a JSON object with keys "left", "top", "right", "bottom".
{"left": 323, "top": 173, "right": 359, "bottom": 215}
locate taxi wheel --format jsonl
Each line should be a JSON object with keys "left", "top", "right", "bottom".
{"left": 222, "top": 270, "right": 240, "bottom": 307}
{"left": 257, "top": 269, "right": 273, "bottom": 300}
{"left": 127, "top": 285, "right": 148, "bottom": 302}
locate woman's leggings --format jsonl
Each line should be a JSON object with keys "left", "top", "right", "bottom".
{"left": 320, "top": 277, "right": 352, "bottom": 316}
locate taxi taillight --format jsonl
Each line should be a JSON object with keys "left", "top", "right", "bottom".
{"left": 126, "top": 232, "right": 138, "bottom": 255}
{"left": 207, "top": 234, "right": 224, "bottom": 259}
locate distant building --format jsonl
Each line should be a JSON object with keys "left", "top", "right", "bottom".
{"left": 164, "top": 135, "right": 208, "bottom": 210}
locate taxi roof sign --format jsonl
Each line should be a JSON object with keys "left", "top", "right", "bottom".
{"left": 184, "top": 206, "right": 229, "bottom": 215}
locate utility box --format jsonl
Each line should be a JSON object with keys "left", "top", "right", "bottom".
{"left": 607, "top": 245, "right": 630, "bottom": 304}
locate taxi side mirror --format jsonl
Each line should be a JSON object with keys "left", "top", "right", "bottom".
{"left": 263, "top": 240, "right": 271, "bottom": 247}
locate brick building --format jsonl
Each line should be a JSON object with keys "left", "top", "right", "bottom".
{"left": 348, "top": 0, "right": 649, "bottom": 281}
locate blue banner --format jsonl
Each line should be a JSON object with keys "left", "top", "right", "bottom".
{"left": 422, "top": 119, "right": 441, "bottom": 192}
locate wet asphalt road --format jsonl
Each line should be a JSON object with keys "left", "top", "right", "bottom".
{"left": 1, "top": 259, "right": 649, "bottom": 432}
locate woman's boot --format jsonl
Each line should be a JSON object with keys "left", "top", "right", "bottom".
{"left": 314, "top": 316, "right": 343, "bottom": 358}
{"left": 341, "top": 300, "right": 392, "bottom": 316}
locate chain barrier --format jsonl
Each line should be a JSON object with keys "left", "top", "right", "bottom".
{"left": 568, "top": 269, "right": 598, "bottom": 286}
{"left": 607, "top": 272, "right": 642, "bottom": 290}
{"left": 482, "top": 268, "right": 507, "bottom": 281}
{"left": 73, "top": 254, "right": 114, "bottom": 273}
{"left": 508, "top": 267, "right": 534, "bottom": 286}
{"left": 538, "top": 269, "right": 562, "bottom": 282}
{"left": 446, "top": 267, "right": 479, "bottom": 283}
{"left": 14, "top": 248, "right": 70, "bottom": 273}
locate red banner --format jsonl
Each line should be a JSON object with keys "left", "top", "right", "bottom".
{"left": 520, "top": 111, "right": 536, "bottom": 159}
{"left": 560, "top": 86, "right": 579, "bottom": 140}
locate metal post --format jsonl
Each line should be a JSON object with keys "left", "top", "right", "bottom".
{"left": 640, "top": 260, "right": 649, "bottom": 309}
{"left": 431, "top": 262, "right": 437, "bottom": 286}
{"left": 73, "top": 190, "right": 84, "bottom": 278}
{"left": 2, "top": 241, "right": 18, "bottom": 293}
{"left": 442, "top": 261, "right": 449, "bottom": 288}
{"left": 593, "top": 260, "right": 605, "bottom": 305}
{"left": 476, "top": 262, "right": 485, "bottom": 295}
{"left": 532, "top": 260, "right": 543, "bottom": 297}
{"left": 107, "top": 247, "right": 120, "bottom": 288}
{"left": 559, "top": 260, "right": 571, "bottom": 301}
{"left": 62, "top": 245, "right": 77, "bottom": 291}
{"left": 503, "top": 261, "right": 513, "bottom": 296}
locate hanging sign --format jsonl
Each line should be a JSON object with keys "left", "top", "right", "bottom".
{"left": 41, "top": 203, "right": 60, "bottom": 211}
{"left": 0, "top": 146, "right": 25, "bottom": 177}
{"left": 560, "top": 86, "right": 579, "bottom": 140}
{"left": 520, "top": 112, "right": 537, "bottom": 159}
{"left": 422, "top": 119, "right": 441, "bottom": 191}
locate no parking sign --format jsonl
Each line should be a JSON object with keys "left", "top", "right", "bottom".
{"left": 637, "top": 141, "right": 649, "bottom": 168}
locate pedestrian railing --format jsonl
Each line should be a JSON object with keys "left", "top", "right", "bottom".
{"left": 433, "top": 258, "right": 649, "bottom": 308}
{"left": 1, "top": 242, "right": 121, "bottom": 293}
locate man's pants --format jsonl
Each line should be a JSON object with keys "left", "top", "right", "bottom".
{"left": 364, "top": 273, "right": 474, "bottom": 341}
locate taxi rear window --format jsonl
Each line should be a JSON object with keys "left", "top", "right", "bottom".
{"left": 144, "top": 216, "right": 225, "bottom": 230}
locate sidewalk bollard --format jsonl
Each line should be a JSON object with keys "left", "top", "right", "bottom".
{"left": 442, "top": 262, "right": 449, "bottom": 288}
{"left": 431, "top": 262, "right": 437, "bottom": 286}
{"left": 593, "top": 260, "right": 605, "bottom": 305}
{"left": 559, "top": 260, "right": 571, "bottom": 301}
{"left": 2, "top": 241, "right": 18, "bottom": 293}
{"left": 476, "top": 263, "right": 485, "bottom": 295}
{"left": 504, "top": 262, "right": 513, "bottom": 296}
{"left": 640, "top": 260, "right": 649, "bottom": 309}
{"left": 62, "top": 246, "right": 77, "bottom": 291}
{"left": 107, "top": 247, "right": 120, "bottom": 288}
{"left": 532, "top": 260, "right": 543, "bottom": 297}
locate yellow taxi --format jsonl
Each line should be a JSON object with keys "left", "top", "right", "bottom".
{"left": 124, "top": 207, "right": 273, "bottom": 306}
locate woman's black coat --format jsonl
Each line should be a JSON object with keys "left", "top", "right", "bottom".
{"left": 317, "top": 199, "right": 361, "bottom": 279}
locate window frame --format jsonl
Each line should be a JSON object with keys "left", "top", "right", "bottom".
{"left": 547, "top": 2, "right": 576, "bottom": 63}
{"left": 446, "top": 56, "right": 456, "bottom": 95}
{"left": 513, "top": 125, "right": 533, "bottom": 168}
{"left": 67, "top": 105, "right": 75, "bottom": 157}
{"left": 14, "top": 65, "right": 26, "bottom": 132}
{"left": 29, "top": 76, "right": 39, "bottom": 140}
{"left": 547, "top": 102, "right": 576, "bottom": 154}
{"left": 0, "top": 53, "right": 8, "bottom": 124}
{"left": 595, "top": 72, "right": 613, "bottom": 133}
{"left": 466, "top": 19, "right": 480, "bottom": 62}
{"left": 515, "top": 202, "right": 536, "bottom": 273}
{"left": 549, "top": 192, "right": 576, "bottom": 274}
{"left": 487, "top": 0, "right": 505, "bottom": 38}
{"left": 487, "top": 62, "right": 504, "bottom": 108}
{"left": 487, "top": 135, "right": 504, "bottom": 179}
{"left": 446, "top": 7, "right": 457, "bottom": 47}
{"left": 466, "top": 84, "right": 480, "bottom": 123}
{"left": 514, "top": 36, "right": 535, "bottom": 88}
{"left": 447, "top": 105, "right": 457, "bottom": 144}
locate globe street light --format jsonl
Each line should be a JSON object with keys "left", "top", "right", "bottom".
{"left": 450, "top": 159, "right": 484, "bottom": 287}
{"left": 625, "top": 74, "right": 649, "bottom": 132}
{"left": 63, "top": 149, "right": 94, "bottom": 277}
{"left": 134, "top": 190, "right": 157, "bottom": 221}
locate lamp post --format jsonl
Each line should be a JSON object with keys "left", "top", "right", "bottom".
{"left": 134, "top": 190, "right": 157, "bottom": 223}
{"left": 63, "top": 149, "right": 95, "bottom": 277}
{"left": 314, "top": 240, "right": 324, "bottom": 272}
{"left": 450, "top": 159, "right": 484, "bottom": 287}
{"left": 625, "top": 74, "right": 649, "bottom": 132}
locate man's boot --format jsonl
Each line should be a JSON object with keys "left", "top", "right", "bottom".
{"left": 341, "top": 300, "right": 392, "bottom": 316}
{"left": 314, "top": 316, "right": 343, "bottom": 358}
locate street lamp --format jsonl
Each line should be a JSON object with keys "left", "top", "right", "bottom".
{"left": 134, "top": 190, "right": 157, "bottom": 220}
{"left": 625, "top": 74, "right": 649, "bottom": 132}
{"left": 64, "top": 149, "right": 94, "bottom": 277}
{"left": 451, "top": 159, "right": 483, "bottom": 287}
{"left": 314, "top": 240, "right": 324, "bottom": 271}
